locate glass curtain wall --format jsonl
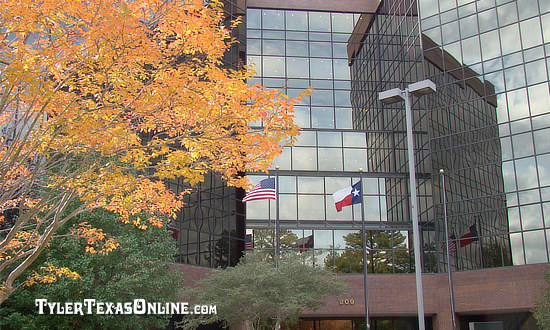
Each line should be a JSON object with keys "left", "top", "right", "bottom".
{"left": 245, "top": 8, "right": 415, "bottom": 273}
{"left": 419, "top": 0, "right": 550, "bottom": 268}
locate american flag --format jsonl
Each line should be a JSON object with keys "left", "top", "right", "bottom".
{"left": 242, "top": 178, "right": 276, "bottom": 203}
{"left": 442, "top": 234, "right": 457, "bottom": 253}
{"left": 245, "top": 234, "right": 253, "bottom": 251}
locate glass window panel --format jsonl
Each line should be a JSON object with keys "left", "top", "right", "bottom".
{"left": 543, "top": 187, "right": 550, "bottom": 201}
{"left": 521, "top": 204, "right": 544, "bottom": 230}
{"left": 523, "top": 230, "right": 548, "bottom": 264}
{"left": 263, "top": 30, "right": 285, "bottom": 39}
{"left": 286, "top": 31, "right": 308, "bottom": 40}
{"left": 520, "top": 17, "right": 543, "bottom": 49}
{"left": 286, "top": 11, "right": 308, "bottom": 31}
{"left": 247, "top": 39, "right": 261, "bottom": 55}
{"left": 310, "top": 42, "right": 332, "bottom": 58}
{"left": 500, "top": 24, "right": 521, "bottom": 55}
{"left": 247, "top": 9, "right": 261, "bottom": 29}
{"left": 309, "top": 12, "right": 331, "bottom": 32}
{"left": 311, "top": 107, "right": 335, "bottom": 128}
{"left": 262, "top": 10, "right": 284, "bottom": 30}
{"left": 292, "top": 147, "right": 317, "bottom": 170}
{"left": 298, "top": 176, "right": 324, "bottom": 193}
{"left": 334, "top": 90, "right": 351, "bottom": 106}
{"left": 528, "top": 83, "right": 550, "bottom": 116}
{"left": 336, "top": 108, "right": 353, "bottom": 129}
{"left": 459, "top": 15, "right": 478, "bottom": 38}
{"left": 298, "top": 195, "right": 325, "bottom": 220}
{"left": 279, "top": 176, "right": 296, "bottom": 193}
{"left": 287, "top": 58, "right": 310, "bottom": 79}
{"left": 502, "top": 161, "right": 517, "bottom": 192}
{"left": 294, "top": 106, "right": 310, "bottom": 128}
{"left": 544, "top": 203, "right": 550, "bottom": 226}
{"left": 441, "top": 21, "right": 460, "bottom": 44}
{"left": 333, "top": 43, "right": 349, "bottom": 58}
{"left": 510, "top": 118, "right": 531, "bottom": 134}
{"left": 517, "top": 0, "right": 539, "bottom": 20}
{"left": 507, "top": 88, "right": 530, "bottom": 120}
{"left": 310, "top": 59, "right": 333, "bottom": 79}
{"left": 497, "top": 2, "right": 518, "bottom": 26}
{"left": 246, "top": 199, "right": 270, "bottom": 219}
{"left": 512, "top": 132, "right": 534, "bottom": 158}
{"left": 344, "top": 149, "right": 367, "bottom": 172}
{"left": 287, "top": 88, "right": 310, "bottom": 105}
{"left": 262, "top": 39, "right": 285, "bottom": 56}
{"left": 313, "top": 230, "right": 333, "bottom": 249}
{"left": 504, "top": 65, "right": 526, "bottom": 91}
{"left": 311, "top": 80, "right": 333, "bottom": 89}
{"left": 542, "top": 13, "right": 550, "bottom": 43}
{"left": 533, "top": 113, "right": 550, "bottom": 130}
{"left": 318, "top": 148, "right": 343, "bottom": 171}
{"left": 333, "top": 60, "right": 351, "bottom": 80}
{"left": 247, "top": 56, "right": 262, "bottom": 77}
{"left": 295, "top": 130, "right": 316, "bottom": 146}
{"left": 537, "top": 154, "right": 550, "bottom": 186}
{"left": 326, "top": 195, "right": 352, "bottom": 220}
{"left": 279, "top": 194, "right": 297, "bottom": 220}
{"left": 286, "top": 40, "right": 308, "bottom": 56}
{"left": 508, "top": 207, "right": 521, "bottom": 231}
{"left": 478, "top": 9, "right": 498, "bottom": 33}
{"left": 501, "top": 137, "right": 513, "bottom": 160}
{"left": 343, "top": 132, "right": 367, "bottom": 147}
{"left": 481, "top": 30, "right": 501, "bottom": 60}
{"left": 272, "top": 146, "right": 291, "bottom": 170}
{"left": 510, "top": 233, "right": 525, "bottom": 265}
{"left": 461, "top": 36, "right": 482, "bottom": 65}
{"left": 507, "top": 192, "right": 519, "bottom": 206}
{"left": 424, "top": 27, "right": 442, "bottom": 45}
{"left": 331, "top": 13, "right": 354, "bottom": 33}
{"left": 515, "top": 157, "right": 538, "bottom": 190}
{"left": 363, "top": 178, "right": 379, "bottom": 195}
{"left": 309, "top": 32, "right": 331, "bottom": 41}
{"left": 318, "top": 131, "right": 341, "bottom": 147}
{"left": 419, "top": 0, "right": 439, "bottom": 17}
{"left": 520, "top": 189, "right": 539, "bottom": 205}
{"left": 311, "top": 90, "right": 334, "bottom": 106}
{"left": 262, "top": 57, "right": 285, "bottom": 77}
{"left": 485, "top": 71, "right": 505, "bottom": 94}
{"left": 534, "top": 128, "right": 550, "bottom": 153}
{"left": 364, "top": 196, "right": 381, "bottom": 221}
{"left": 525, "top": 60, "right": 547, "bottom": 86}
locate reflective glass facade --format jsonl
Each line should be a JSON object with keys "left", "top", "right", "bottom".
{"left": 245, "top": 8, "right": 416, "bottom": 272}
{"left": 243, "top": 0, "right": 550, "bottom": 274}
{"left": 170, "top": 0, "right": 247, "bottom": 268}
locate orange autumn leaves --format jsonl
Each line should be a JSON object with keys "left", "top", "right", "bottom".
{"left": 0, "top": 0, "right": 304, "bottom": 303}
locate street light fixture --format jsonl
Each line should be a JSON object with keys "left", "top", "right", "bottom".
{"left": 378, "top": 79, "right": 436, "bottom": 330}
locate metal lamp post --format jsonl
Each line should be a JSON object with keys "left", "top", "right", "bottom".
{"left": 378, "top": 79, "right": 436, "bottom": 330}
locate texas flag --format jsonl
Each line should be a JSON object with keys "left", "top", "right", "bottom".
{"left": 333, "top": 181, "right": 362, "bottom": 212}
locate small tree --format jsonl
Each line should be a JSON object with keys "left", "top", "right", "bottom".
{"left": 533, "top": 267, "right": 550, "bottom": 328}
{"left": 181, "top": 251, "right": 346, "bottom": 330}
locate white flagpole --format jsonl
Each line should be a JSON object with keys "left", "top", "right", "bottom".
{"left": 440, "top": 169, "right": 457, "bottom": 330}
{"left": 275, "top": 166, "right": 280, "bottom": 268}
{"left": 359, "top": 168, "right": 370, "bottom": 329}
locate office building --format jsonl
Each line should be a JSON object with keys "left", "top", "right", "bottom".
{"left": 179, "top": 0, "right": 550, "bottom": 328}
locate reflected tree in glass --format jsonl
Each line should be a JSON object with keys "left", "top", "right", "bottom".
{"left": 325, "top": 231, "right": 411, "bottom": 273}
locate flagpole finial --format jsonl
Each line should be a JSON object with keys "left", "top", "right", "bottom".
{"left": 439, "top": 169, "right": 445, "bottom": 174}
{"left": 275, "top": 166, "right": 279, "bottom": 170}
{"left": 359, "top": 168, "right": 363, "bottom": 173}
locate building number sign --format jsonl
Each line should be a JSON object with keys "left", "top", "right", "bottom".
{"left": 338, "top": 299, "right": 355, "bottom": 305}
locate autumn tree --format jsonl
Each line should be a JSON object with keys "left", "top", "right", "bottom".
{"left": 325, "top": 231, "right": 411, "bottom": 273}
{"left": 0, "top": 0, "right": 305, "bottom": 304}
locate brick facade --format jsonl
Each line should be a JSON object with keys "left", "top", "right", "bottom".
{"left": 174, "top": 263, "right": 548, "bottom": 329}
